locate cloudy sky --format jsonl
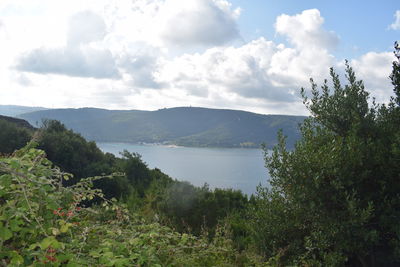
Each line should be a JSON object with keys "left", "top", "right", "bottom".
{"left": 0, "top": 0, "right": 399, "bottom": 115}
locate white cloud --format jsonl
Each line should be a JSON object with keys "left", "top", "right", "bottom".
{"left": 16, "top": 46, "right": 119, "bottom": 79}
{"left": 15, "top": 1, "right": 240, "bottom": 80}
{"left": 0, "top": 72, "right": 130, "bottom": 108}
{"left": 156, "top": 20, "right": 336, "bottom": 105}
{"left": 351, "top": 52, "right": 394, "bottom": 102}
{"left": 101, "top": 0, "right": 240, "bottom": 50}
{"left": 118, "top": 48, "right": 165, "bottom": 89}
{"left": 67, "top": 10, "right": 106, "bottom": 46}
{"left": 389, "top": 10, "right": 400, "bottom": 30}
{"left": 10, "top": 71, "right": 32, "bottom": 86}
{"left": 0, "top": 2, "right": 395, "bottom": 115}
{"left": 275, "top": 9, "right": 339, "bottom": 51}
{"left": 158, "top": 38, "right": 293, "bottom": 101}
{"left": 15, "top": 10, "right": 119, "bottom": 79}
{"left": 158, "top": 0, "right": 240, "bottom": 47}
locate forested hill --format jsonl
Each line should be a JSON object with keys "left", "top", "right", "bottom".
{"left": 0, "top": 115, "right": 34, "bottom": 154}
{"left": 17, "top": 107, "right": 305, "bottom": 148}
{"left": 0, "top": 115, "right": 35, "bottom": 130}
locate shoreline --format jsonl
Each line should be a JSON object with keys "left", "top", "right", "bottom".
{"left": 94, "top": 141, "right": 263, "bottom": 150}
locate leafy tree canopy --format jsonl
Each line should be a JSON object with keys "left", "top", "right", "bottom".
{"left": 252, "top": 45, "right": 400, "bottom": 266}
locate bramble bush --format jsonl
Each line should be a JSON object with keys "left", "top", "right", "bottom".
{"left": 0, "top": 142, "right": 263, "bottom": 266}
{"left": 1, "top": 116, "right": 255, "bottom": 248}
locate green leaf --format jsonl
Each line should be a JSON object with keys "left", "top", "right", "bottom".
{"left": 0, "top": 226, "right": 12, "bottom": 241}
{"left": 28, "top": 243, "right": 40, "bottom": 250}
{"left": 9, "top": 219, "right": 23, "bottom": 232}
{"left": 66, "top": 262, "right": 80, "bottom": 267}
{"left": 114, "top": 258, "right": 130, "bottom": 267}
{"left": 10, "top": 251, "right": 24, "bottom": 265}
{"left": 40, "top": 237, "right": 53, "bottom": 250}
{"left": 40, "top": 236, "right": 60, "bottom": 250}
{"left": 60, "top": 224, "right": 69, "bottom": 233}
{"left": 51, "top": 227, "right": 60, "bottom": 236}
{"left": 89, "top": 250, "right": 101, "bottom": 258}
{"left": 57, "top": 253, "right": 73, "bottom": 262}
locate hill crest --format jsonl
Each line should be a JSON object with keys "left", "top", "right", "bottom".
{"left": 14, "top": 106, "right": 305, "bottom": 148}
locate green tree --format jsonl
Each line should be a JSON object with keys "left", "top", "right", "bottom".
{"left": 251, "top": 50, "right": 400, "bottom": 266}
{"left": 38, "top": 120, "right": 112, "bottom": 182}
{"left": 117, "top": 150, "right": 153, "bottom": 197}
{"left": 37, "top": 120, "right": 132, "bottom": 199}
{"left": 0, "top": 119, "right": 32, "bottom": 154}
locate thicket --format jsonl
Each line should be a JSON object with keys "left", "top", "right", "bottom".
{"left": 249, "top": 44, "right": 400, "bottom": 266}
{"left": 0, "top": 119, "right": 32, "bottom": 155}
{"left": 0, "top": 144, "right": 262, "bottom": 266}
{"left": 0, "top": 116, "right": 252, "bottom": 249}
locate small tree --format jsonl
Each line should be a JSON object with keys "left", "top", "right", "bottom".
{"left": 252, "top": 47, "right": 400, "bottom": 266}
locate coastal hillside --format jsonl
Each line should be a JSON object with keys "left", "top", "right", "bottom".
{"left": 0, "top": 115, "right": 34, "bottom": 154}
{"left": 0, "top": 115, "right": 35, "bottom": 130}
{"left": 18, "top": 106, "right": 305, "bottom": 148}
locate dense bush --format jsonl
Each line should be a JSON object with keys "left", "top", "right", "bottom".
{"left": 0, "top": 144, "right": 263, "bottom": 266}
{"left": 37, "top": 120, "right": 115, "bottom": 183}
{"left": 36, "top": 120, "right": 251, "bottom": 241}
{"left": 154, "top": 184, "right": 248, "bottom": 235}
{"left": 0, "top": 119, "right": 32, "bottom": 155}
{"left": 250, "top": 50, "right": 400, "bottom": 266}
{"left": 1, "top": 117, "right": 255, "bottom": 258}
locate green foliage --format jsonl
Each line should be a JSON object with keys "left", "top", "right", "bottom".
{"left": 117, "top": 150, "right": 153, "bottom": 197}
{"left": 36, "top": 120, "right": 135, "bottom": 200}
{"left": 0, "top": 117, "right": 33, "bottom": 154}
{"left": 251, "top": 57, "right": 400, "bottom": 266}
{"left": 19, "top": 107, "right": 305, "bottom": 148}
{"left": 141, "top": 180, "right": 249, "bottom": 238}
{"left": 0, "top": 144, "right": 263, "bottom": 266}
{"left": 37, "top": 120, "right": 114, "bottom": 182}
{"left": 391, "top": 41, "right": 400, "bottom": 105}
{"left": 3, "top": 117, "right": 251, "bottom": 250}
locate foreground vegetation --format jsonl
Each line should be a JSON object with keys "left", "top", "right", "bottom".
{"left": 1, "top": 43, "right": 399, "bottom": 266}
{"left": 0, "top": 144, "right": 263, "bottom": 266}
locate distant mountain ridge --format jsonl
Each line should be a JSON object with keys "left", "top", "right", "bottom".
{"left": 15, "top": 106, "right": 306, "bottom": 148}
{"left": 0, "top": 105, "right": 47, "bottom": 117}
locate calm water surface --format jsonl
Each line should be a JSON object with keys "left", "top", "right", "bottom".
{"left": 97, "top": 142, "right": 270, "bottom": 196}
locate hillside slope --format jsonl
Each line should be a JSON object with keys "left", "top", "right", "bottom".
{"left": 0, "top": 115, "right": 35, "bottom": 130}
{"left": 0, "top": 115, "right": 34, "bottom": 154}
{"left": 20, "top": 107, "right": 306, "bottom": 148}
{"left": 0, "top": 105, "right": 47, "bottom": 117}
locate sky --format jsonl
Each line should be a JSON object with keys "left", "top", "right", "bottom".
{"left": 0, "top": 0, "right": 399, "bottom": 115}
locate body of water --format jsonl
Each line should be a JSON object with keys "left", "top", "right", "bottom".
{"left": 97, "top": 142, "right": 270, "bottom": 196}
